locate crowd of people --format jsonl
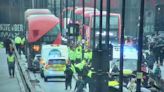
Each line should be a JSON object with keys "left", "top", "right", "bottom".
{"left": 64, "top": 42, "right": 94, "bottom": 92}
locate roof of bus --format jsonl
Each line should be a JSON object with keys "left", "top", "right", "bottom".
{"left": 25, "top": 9, "right": 51, "bottom": 20}
{"left": 27, "top": 14, "right": 59, "bottom": 43}
{"left": 75, "top": 7, "right": 99, "bottom": 14}
{"left": 62, "top": 7, "right": 79, "bottom": 11}
{"left": 84, "top": 11, "right": 121, "bottom": 17}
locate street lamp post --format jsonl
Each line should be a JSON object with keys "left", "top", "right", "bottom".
{"left": 60, "top": 0, "right": 63, "bottom": 35}
{"left": 136, "top": 0, "right": 145, "bottom": 92}
{"left": 119, "top": 0, "right": 126, "bottom": 92}
{"left": 92, "top": 0, "right": 109, "bottom": 92}
{"left": 82, "top": 0, "right": 85, "bottom": 59}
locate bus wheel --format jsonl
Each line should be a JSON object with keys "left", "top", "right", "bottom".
{"left": 44, "top": 77, "right": 48, "bottom": 82}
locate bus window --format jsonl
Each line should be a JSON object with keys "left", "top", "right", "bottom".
{"left": 91, "top": 15, "right": 119, "bottom": 45}
{"left": 41, "top": 24, "right": 60, "bottom": 44}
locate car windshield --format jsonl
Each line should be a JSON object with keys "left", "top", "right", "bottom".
{"left": 48, "top": 49, "right": 61, "bottom": 57}
{"left": 123, "top": 59, "right": 137, "bottom": 71}
{"left": 48, "top": 59, "right": 65, "bottom": 65}
{"left": 112, "top": 59, "right": 137, "bottom": 71}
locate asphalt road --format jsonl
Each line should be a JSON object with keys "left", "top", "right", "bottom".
{"left": 28, "top": 71, "right": 89, "bottom": 92}
{"left": 24, "top": 53, "right": 164, "bottom": 92}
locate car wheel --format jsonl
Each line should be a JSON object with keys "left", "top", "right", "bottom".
{"left": 44, "top": 77, "right": 48, "bottom": 82}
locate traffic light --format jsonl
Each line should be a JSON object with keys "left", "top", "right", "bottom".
{"left": 67, "top": 23, "right": 79, "bottom": 36}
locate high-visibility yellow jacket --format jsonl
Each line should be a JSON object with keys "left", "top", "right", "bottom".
{"left": 21, "top": 37, "right": 25, "bottom": 45}
{"left": 108, "top": 81, "right": 119, "bottom": 87}
{"left": 84, "top": 51, "right": 92, "bottom": 61}
{"left": 75, "top": 46, "right": 82, "bottom": 59}
{"left": 15, "top": 36, "right": 21, "bottom": 44}
{"left": 69, "top": 49, "right": 76, "bottom": 61}
{"left": 7, "top": 55, "right": 15, "bottom": 63}
{"left": 75, "top": 60, "right": 86, "bottom": 70}
{"left": 70, "top": 64, "right": 76, "bottom": 73}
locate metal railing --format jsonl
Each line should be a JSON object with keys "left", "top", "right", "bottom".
{"left": 12, "top": 41, "right": 34, "bottom": 92}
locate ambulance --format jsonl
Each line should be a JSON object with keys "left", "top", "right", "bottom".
{"left": 40, "top": 44, "right": 68, "bottom": 82}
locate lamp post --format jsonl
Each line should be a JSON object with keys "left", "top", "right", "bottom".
{"left": 119, "top": 0, "right": 126, "bottom": 92}
{"left": 82, "top": 0, "right": 85, "bottom": 59}
{"left": 136, "top": 0, "right": 145, "bottom": 92}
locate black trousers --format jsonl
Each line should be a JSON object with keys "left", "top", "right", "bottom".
{"left": 8, "top": 66, "right": 15, "bottom": 77}
{"left": 65, "top": 76, "right": 73, "bottom": 89}
{"left": 16, "top": 44, "right": 21, "bottom": 54}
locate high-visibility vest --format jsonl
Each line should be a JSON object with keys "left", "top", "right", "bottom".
{"left": 21, "top": 37, "right": 25, "bottom": 45}
{"left": 108, "top": 81, "right": 119, "bottom": 87}
{"left": 84, "top": 51, "right": 92, "bottom": 61}
{"left": 15, "top": 36, "right": 21, "bottom": 44}
{"left": 69, "top": 49, "right": 76, "bottom": 61}
{"left": 75, "top": 46, "right": 82, "bottom": 59}
{"left": 75, "top": 60, "right": 86, "bottom": 70}
{"left": 70, "top": 64, "right": 76, "bottom": 73}
{"left": 7, "top": 55, "right": 15, "bottom": 63}
{"left": 87, "top": 70, "right": 93, "bottom": 78}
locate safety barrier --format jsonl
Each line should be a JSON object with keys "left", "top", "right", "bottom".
{"left": 12, "top": 41, "right": 35, "bottom": 92}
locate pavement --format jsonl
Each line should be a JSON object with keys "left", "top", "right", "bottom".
{"left": 0, "top": 48, "right": 21, "bottom": 92}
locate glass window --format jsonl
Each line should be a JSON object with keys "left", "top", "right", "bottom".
{"left": 63, "top": 10, "right": 72, "bottom": 18}
{"left": 92, "top": 15, "right": 119, "bottom": 29}
{"left": 48, "top": 59, "right": 66, "bottom": 65}
{"left": 91, "top": 15, "right": 119, "bottom": 46}
{"left": 75, "top": 14, "right": 83, "bottom": 22}
{"left": 41, "top": 24, "right": 60, "bottom": 44}
{"left": 84, "top": 17, "right": 90, "bottom": 25}
{"left": 49, "top": 49, "right": 61, "bottom": 57}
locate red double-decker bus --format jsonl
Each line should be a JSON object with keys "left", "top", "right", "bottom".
{"left": 25, "top": 9, "right": 61, "bottom": 70}
{"left": 78, "top": 11, "right": 121, "bottom": 47}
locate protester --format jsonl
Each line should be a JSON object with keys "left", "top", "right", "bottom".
{"left": 146, "top": 51, "right": 155, "bottom": 70}
{"left": 64, "top": 61, "right": 73, "bottom": 90}
{"left": 154, "top": 64, "right": 161, "bottom": 83}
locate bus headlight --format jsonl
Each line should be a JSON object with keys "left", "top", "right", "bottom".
{"left": 32, "top": 45, "right": 40, "bottom": 52}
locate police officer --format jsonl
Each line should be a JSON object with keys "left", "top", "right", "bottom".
{"left": 69, "top": 46, "right": 76, "bottom": 64}
{"left": 75, "top": 59, "right": 86, "bottom": 76}
{"left": 87, "top": 67, "right": 96, "bottom": 92}
{"left": 7, "top": 52, "right": 15, "bottom": 78}
{"left": 14, "top": 34, "right": 22, "bottom": 54}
